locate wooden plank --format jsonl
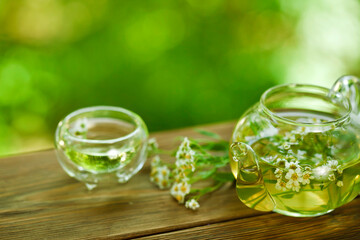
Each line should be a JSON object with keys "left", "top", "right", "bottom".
{"left": 138, "top": 197, "right": 360, "bottom": 240}
{"left": 0, "top": 122, "right": 269, "bottom": 239}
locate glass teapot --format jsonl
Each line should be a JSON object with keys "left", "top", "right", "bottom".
{"left": 230, "top": 76, "right": 360, "bottom": 217}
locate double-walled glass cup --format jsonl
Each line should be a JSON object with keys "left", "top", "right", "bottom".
{"left": 55, "top": 106, "right": 148, "bottom": 190}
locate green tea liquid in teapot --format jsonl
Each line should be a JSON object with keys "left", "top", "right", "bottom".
{"left": 230, "top": 76, "right": 360, "bottom": 217}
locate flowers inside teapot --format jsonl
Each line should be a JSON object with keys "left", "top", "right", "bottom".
{"left": 230, "top": 76, "right": 360, "bottom": 217}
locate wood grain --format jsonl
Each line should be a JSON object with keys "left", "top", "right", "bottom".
{"left": 0, "top": 122, "right": 262, "bottom": 240}
{"left": 138, "top": 197, "right": 360, "bottom": 240}
{"left": 2, "top": 121, "right": 360, "bottom": 240}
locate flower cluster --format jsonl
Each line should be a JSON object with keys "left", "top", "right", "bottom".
{"left": 171, "top": 137, "right": 195, "bottom": 203}
{"left": 273, "top": 156, "right": 344, "bottom": 192}
{"left": 150, "top": 156, "right": 171, "bottom": 189}
{"left": 274, "top": 158, "right": 314, "bottom": 192}
{"left": 148, "top": 131, "right": 232, "bottom": 210}
{"left": 313, "top": 159, "right": 343, "bottom": 187}
{"left": 147, "top": 138, "right": 159, "bottom": 155}
{"left": 175, "top": 137, "right": 196, "bottom": 172}
{"left": 255, "top": 119, "right": 345, "bottom": 193}
{"left": 149, "top": 137, "right": 196, "bottom": 206}
{"left": 170, "top": 181, "right": 191, "bottom": 203}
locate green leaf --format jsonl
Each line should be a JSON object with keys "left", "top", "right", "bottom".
{"left": 195, "top": 129, "right": 222, "bottom": 140}
{"left": 213, "top": 172, "right": 234, "bottom": 182}
{"left": 196, "top": 155, "right": 229, "bottom": 168}
{"left": 249, "top": 120, "right": 261, "bottom": 135}
{"left": 197, "top": 169, "right": 216, "bottom": 178}
{"left": 263, "top": 179, "right": 277, "bottom": 184}
{"left": 201, "top": 141, "right": 229, "bottom": 151}
{"left": 189, "top": 169, "right": 217, "bottom": 183}
{"left": 280, "top": 193, "right": 295, "bottom": 199}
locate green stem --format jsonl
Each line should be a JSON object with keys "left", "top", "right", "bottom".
{"left": 272, "top": 191, "right": 294, "bottom": 196}
{"left": 246, "top": 191, "right": 269, "bottom": 204}
{"left": 342, "top": 179, "right": 356, "bottom": 203}
{"left": 301, "top": 188, "right": 323, "bottom": 192}
{"left": 193, "top": 182, "right": 223, "bottom": 201}
{"left": 328, "top": 186, "right": 333, "bottom": 208}
{"left": 250, "top": 192, "right": 267, "bottom": 209}
{"left": 272, "top": 186, "right": 328, "bottom": 197}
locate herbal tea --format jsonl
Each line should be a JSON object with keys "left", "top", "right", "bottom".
{"left": 55, "top": 106, "right": 148, "bottom": 189}
{"left": 234, "top": 111, "right": 360, "bottom": 217}
{"left": 64, "top": 117, "right": 140, "bottom": 173}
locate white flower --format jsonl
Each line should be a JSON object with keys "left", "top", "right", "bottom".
{"left": 176, "top": 137, "right": 191, "bottom": 155}
{"left": 173, "top": 169, "right": 190, "bottom": 183}
{"left": 171, "top": 181, "right": 191, "bottom": 203}
{"left": 313, "top": 165, "right": 332, "bottom": 181}
{"left": 285, "top": 154, "right": 296, "bottom": 162}
{"left": 185, "top": 199, "right": 200, "bottom": 210}
{"left": 175, "top": 158, "right": 186, "bottom": 167}
{"left": 107, "top": 149, "right": 119, "bottom": 160}
{"left": 285, "top": 168, "right": 302, "bottom": 181}
{"left": 314, "top": 153, "right": 323, "bottom": 160}
{"left": 276, "top": 158, "right": 288, "bottom": 168}
{"left": 245, "top": 135, "right": 256, "bottom": 142}
{"left": 286, "top": 180, "right": 301, "bottom": 192}
{"left": 150, "top": 164, "right": 171, "bottom": 189}
{"left": 151, "top": 155, "right": 161, "bottom": 167}
{"left": 285, "top": 132, "right": 297, "bottom": 143}
{"left": 337, "top": 180, "right": 343, "bottom": 187}
{"left": 293, "top": 126, "right": 308, "bottom": 135}
{"left": 329, "top": 146, "right": 337, "bottom": 156}
{"left": 304, "top": 166, "right": 311, "bottom": 172}
{"left": 175, "top": 156, "right": 196, "bottom": 172}
{"left": 326, "top": 158, "right": 342, "bottom": 175}
{"left": 312, "top": 118, "right": 321, "bottom": 123}
{"left": 328, "top": 174, "right": 336, "bottom": 181}
{"left": 301, "top": 170, "right": 314, "bottom": 185}
{"left": 274, "top": 168, "right": 283, "bottom": 179}
{"left": 285, "top": 168, "right": 303, "bottom": 192}
{"left": 175, "top": 137, "right": 196, "bottom": 172}
{"left": 297, "top": 150, "right": 306, "bottom": 158}
{"left": 148, "top": 138, "right": 159, "bottom": 148}
{"left": 275, "top": 179, "right": 287, "bottom": 191}
{"left": 282, "top": 142, "right": 291, "bottom": 150}
{"left": 119, "top": 152, "right": 128, "bottom": 162}
{"left": 259, "top": 127, "right": 278, "bottom": 138}
{"left": 264, "top": 155, "right": 277, "bottom": 162}
{"left": 327, "top": 160, "right": 339, "bottom": 171}
{"left": 285, "top": 161, "right": 300, "bottom": 170}
{"left": 147, "top": 138, "right": 159, "bottom": 154}
{"left": 107, "top": 149, "right": 127, "bottom": 162}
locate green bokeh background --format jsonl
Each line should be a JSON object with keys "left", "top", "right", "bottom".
{"left": 1, "top": 0, "right": 360, "bottom": 156}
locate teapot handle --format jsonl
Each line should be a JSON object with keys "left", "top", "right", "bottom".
{"left": 330, "top": 75, "right": 360, "bottom": 115}
{"left": 230, "top": 142, "right": 274, "bottom": 211}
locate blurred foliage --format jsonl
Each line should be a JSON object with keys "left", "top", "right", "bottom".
{"left": 0, "top": 0, "right": 360, "bottom": 156}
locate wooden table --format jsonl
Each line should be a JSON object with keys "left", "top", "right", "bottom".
{"left": 1, "top": 122, "right": 360, "bottom": 239}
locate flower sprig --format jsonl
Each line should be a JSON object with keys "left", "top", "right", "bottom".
{"left": 251, "top": 116, "right": 346, "bottom": 193}
{"left": 148, "top": 130, "right": 233, "bottom": 210}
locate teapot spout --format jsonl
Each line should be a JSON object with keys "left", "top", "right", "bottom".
{"left": 330, "top": 75, "right": 360, "bottom": 115}
{"left": 230, "top": 142, "right": 275, "bottom": 212}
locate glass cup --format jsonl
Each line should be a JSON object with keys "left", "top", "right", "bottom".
{"left": 55, "top": 106, "right": 148, "bottom": 190}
